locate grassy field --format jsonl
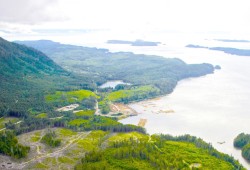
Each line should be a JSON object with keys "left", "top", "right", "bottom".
{"left": 45, "top": 90, "right": 98, "bottom": 104}
{"left": 108, "top": 132, "right": 149, "bottom": 142}
{"left": 68, "top": 119, "right": 89, "bottom": 126}
{"left": 35, "top": 113, "right": 47, "bottom": 118}
{"left": 74, "top": 110, "right": 95, "bottom": 117}
{"left": 30, "top": 131, "right": 42, "bottom": 142}
{"left": 107, "top": 85, "right": 160, "bottom": 102}
{"left": 77, "top": 130, "right": 108, "bottom": 151}
{"left": 0, "top": 117, "right": 19, "bottom": 129}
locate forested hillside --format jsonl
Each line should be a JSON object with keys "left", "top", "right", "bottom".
{"left": 0, "top": 38, "right": 246, "bottom": 169}
{"left": 234, "top": 133, "right": 250, "bottom": 161}
{"left": 0, "top": 38, "right": 93, "bottom": 116}
{"left": 16, "top": 40, "right": 215, "bottom": 95}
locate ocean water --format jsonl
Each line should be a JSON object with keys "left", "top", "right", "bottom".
{"left": 98, "top": 40, "right": 250, "bottom": 168}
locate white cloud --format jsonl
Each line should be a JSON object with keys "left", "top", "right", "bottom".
{"left": 1, "top": 0, "right": 250, "bottom": 40}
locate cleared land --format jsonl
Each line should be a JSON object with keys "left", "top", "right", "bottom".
{"left": 138, "top": 118, "right": 147, "bottom": 127}
{"left": 0, "top": 128, "right": 98, "bottom": 169}
{"left": 56, "top": 104, "right": 79, "bottom": 112}
{"left": 109, "top": 103, "right": 137, "bottom": 118}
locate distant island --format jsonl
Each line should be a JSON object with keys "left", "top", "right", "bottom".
{"left": 234, "top": 133, "right": 250, "bottom": 161}
{"left": 215, "top": 39, "right": 250, "bottom": 43}
{"left": 186, "top": 44, "right": 250, "bottom": 56}
{"left": 107, "top": 39, "right": 161, "bottom": 46}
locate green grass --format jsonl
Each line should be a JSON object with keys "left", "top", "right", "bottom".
{"left": 32, "top": 162, "right": 49, "bottom": 169}
{"left": 0, "top": 117, "right": 19, "bottom": 129}
{"left": 77, "top": 135, "right": 236, "bottom": 170}
{"left": 108, "top": 132, "right": 149, "bottom": 142}
{"left": 77, "top": 130, "right": 108, "bottom": 151}
{"left": 58, "top": 128, "right": 77, "bottom": 137}
{"left": 43, "top": 157, "right": 57, "bottom": 166}
{"left": 35, "top": 113, "right": 47, "bottom": 118}
{"left": 58, "top": 156, "right": 75, "bottom": 164}
{"left": 106, "top": 85, "right": 159, "bottom": 102}
{"left": 45, "top": 89, "right": 98, "bottom": 104}
{"left": 68, "top": 119, "right": 88, "bottom": 126}
{"left": 74, "top": 110, "right": 95, "bottom": 116}
{"left": 30, "top": 132, "right": 41, "bottom": 142}
{"left": 162, "top": 141, "right": 234, "bottom": 169}
{"left": 67, "top": 116, "right": 120, "bottom": 130}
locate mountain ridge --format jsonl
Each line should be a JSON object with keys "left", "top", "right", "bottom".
{"left": 0, "top": 37, "right": 72, "bottom": 116}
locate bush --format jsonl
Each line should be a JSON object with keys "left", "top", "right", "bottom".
{"left": 234, "top": 133, "right": 250, "bottom": 148}
{"left": 41, "top": 129, "right": 61, "bottom": 147}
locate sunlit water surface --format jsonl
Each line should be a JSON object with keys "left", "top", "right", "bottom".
{"left": 91, "top": 39, "right": 250, "bottom": 168}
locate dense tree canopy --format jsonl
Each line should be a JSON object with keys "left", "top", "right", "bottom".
{"left": 0, "top": 131, "right": 30, "bottom": 158}
{"left": 234, "top": 133, "right": 250, "bottom": 161}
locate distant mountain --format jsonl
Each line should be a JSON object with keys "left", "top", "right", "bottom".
{"left": 16, "top": 40, "right": 215, "bottom": 96}
{"left": 186, "top": 44, "right": 250, "bottom": 56}
{"left": 0, "top": 37, "right": 73, "bottom": 116}
{"left": 0, "top": 38, "right": 64, "bottom": 75}
{"left": 210, "top": 47, "right": 250, "bottom": 56}
{"left": 186, "top": 44, "right": 207, "bottom": 49}
{"left": 107, "top": 40, "right": 132, "bottom": 44}
{"left": 107, "top": 39, "right": 161, "bottom": 46}
{"left": 215, "top": 39, "right": 250, "bottom": 43}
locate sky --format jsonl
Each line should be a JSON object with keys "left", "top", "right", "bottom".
{"left": 0, "top": 0, "right": 250, "bottom": 44}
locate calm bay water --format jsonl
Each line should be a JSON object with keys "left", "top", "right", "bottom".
{"left": 93, "top": 40, "right": 250, "bottom": 168}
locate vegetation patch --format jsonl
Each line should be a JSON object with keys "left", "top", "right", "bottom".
{"left": 234, "top": 133, "right": 250, "bottom": 161}
{"left": 32, "top": 162, "right": 49, "bottom": 169}
{"left": 107, "top": 85, "right": 160, "bottom": 103}
{"left": 234, "top": 133, "right": 250, "bottom": 148}
{"left": 0, "top": 131, "right": 30, "bottom": 158}
{"left": 41, "top": 130, "right": 61, "bottom": 147}
{"left": 69, "top": 119, "right": 89, "bottom": 126}
{"left": 0, "top": 117, "right": 19, "bottom": 129}
{"left": 76, "top": 134, "right": 238, "bottom": 170}
{"left": 59, "top": 128, "right": 77, "bottom": 137}
{"left": 242, "top": 144, "right": 250, "bottom": 161}
{"left": 45, "top": 90, "right": 98, "bottom": 106}
{"left": 77, "top": 130, "right": 108, "bottom": 151}
{"left": 58, "top": 156, "right": 75, "bottom": 164}
{"left": 35, "top": 113, "right": 47, "bottom": 118}
{"left": 43, "top": 157, "right": 57, "bottom": 166}
{"left": 74, "top": 110, "right": 95, "bottom": 117}
{"left": 108, "top": 132, "right": 148, "bottom": 142}
{"left": 30, "top": 132, "right": 42, "bottom": 142}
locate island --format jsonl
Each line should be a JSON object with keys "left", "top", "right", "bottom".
{"left": 215, "top": 39, "right": 250, "bottom": 43}
{"left": 234, "top": 133, "right": 250, "bottom": 161}
{"left": 107, "top": 39, "right": 161, "bottom": 46}
{"left": 186, "top": 44, "right": 250, "bottom": 56}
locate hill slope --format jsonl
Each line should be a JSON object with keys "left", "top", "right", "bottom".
{"left": 16, "top": 40, "right": 215, "bottom": 94}
{"left": 8, "top": 129, "right": 244, "bottom": 169}
{"left": 0, "top": 37, "right": 75, "bottom": 116}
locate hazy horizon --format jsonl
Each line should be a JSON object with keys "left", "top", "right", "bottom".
{"left": 1, "top": 0, "right": 250, "bottom": 45}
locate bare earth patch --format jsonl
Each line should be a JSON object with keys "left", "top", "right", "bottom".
{"left": 0, "top": 128, "right": 95, "bottom": 169}
{"left": 56, "top": 104, "right": 79, "bottom": 112}
{"left": 109, "top": 103, "right": 138, "bottom": 118}
{"left": 138, "top": 118, "right": 147, "bottom": 127}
